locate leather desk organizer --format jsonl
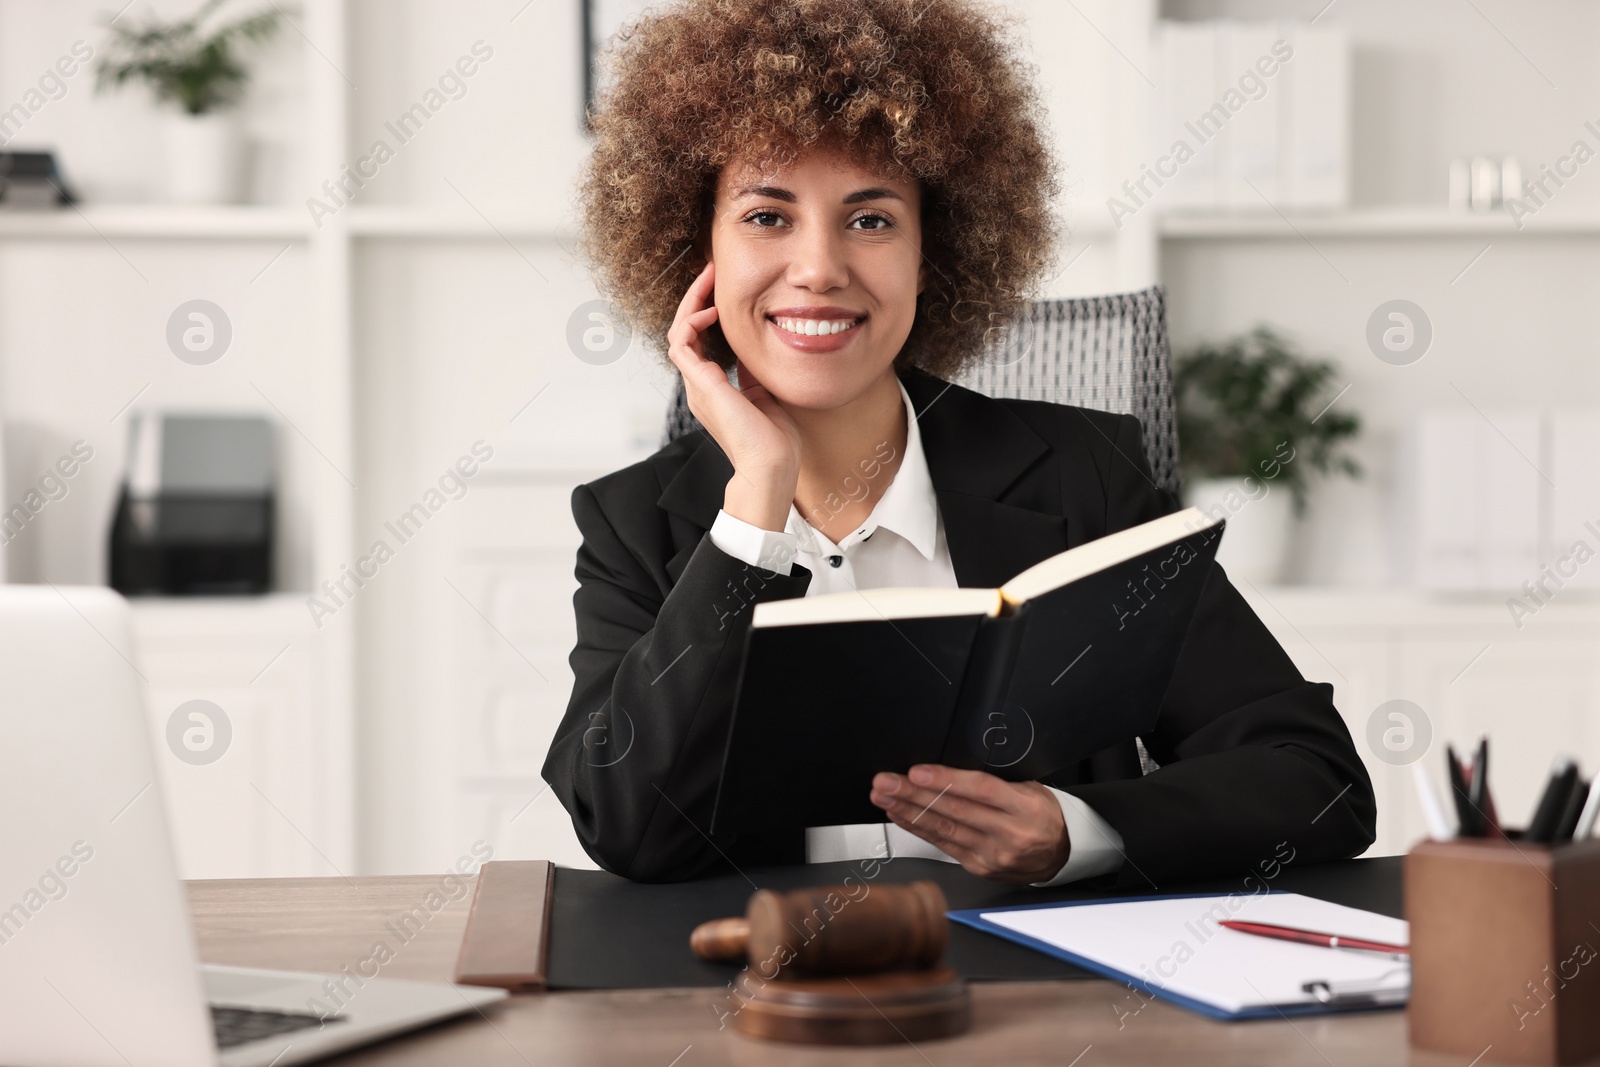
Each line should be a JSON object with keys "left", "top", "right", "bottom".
{"left": 454, "top": 860, "right": 555, "bottom": 991}
{"left": 1406, "top": 835, "right": 1600, "bottom": 1065}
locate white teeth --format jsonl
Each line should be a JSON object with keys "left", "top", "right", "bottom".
{"left": 773, "top": 316, "right": 860, "bottom": 337}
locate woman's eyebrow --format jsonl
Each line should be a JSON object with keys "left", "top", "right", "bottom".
{"left": 730, "top": 185, "right": 904, "bottom": 204}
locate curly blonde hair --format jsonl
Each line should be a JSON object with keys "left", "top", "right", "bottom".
{"left": 576, "top": 0, "right": 1062, "bottom": 379}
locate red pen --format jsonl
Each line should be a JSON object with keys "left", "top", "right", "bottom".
{"left": 1219, "top": 920, "right": 1409, "bottom": 956}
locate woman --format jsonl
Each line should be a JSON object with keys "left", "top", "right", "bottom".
{"left": 543, "top": 0, "right": 1375, "bottom": 885}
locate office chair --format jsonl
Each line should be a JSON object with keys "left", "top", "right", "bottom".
{"left": 661, "top": 284, "right": 1182, "bottom": 497}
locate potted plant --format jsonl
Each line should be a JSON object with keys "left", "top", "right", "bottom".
{"left": 95, "top": 0, "right": 288, "bottom": 204}
{"left": 1174, "top": 326, "right": 1361, "bottom": 584}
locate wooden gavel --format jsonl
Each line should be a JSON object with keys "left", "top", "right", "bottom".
{"left": 690, "top": 880, "right": 949, "bottom": 980}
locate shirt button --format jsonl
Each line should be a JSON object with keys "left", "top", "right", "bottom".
{"left": 829, "top": 556, "right": 843, "bottom": 568}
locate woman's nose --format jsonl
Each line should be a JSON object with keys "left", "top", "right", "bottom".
{"left": 785, "top": 223, "right": 850, "bottom": 290}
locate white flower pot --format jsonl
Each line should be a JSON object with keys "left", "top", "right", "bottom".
{"left": 163, "top": 112, "right": 243, "bottom": 204}
{"left": 1183, "top": 475, "right": 1295, "bottom": 586}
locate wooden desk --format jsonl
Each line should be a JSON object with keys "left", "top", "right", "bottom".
{"left": 186, "top": 875, "right": 1464, "bottom": 1066}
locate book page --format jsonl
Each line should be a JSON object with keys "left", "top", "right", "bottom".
{"left": 752, "top": 586, "right": 1002, "bottom": 628}
{"left": 999, "top": 507, "right": 1220, "bottom": 606}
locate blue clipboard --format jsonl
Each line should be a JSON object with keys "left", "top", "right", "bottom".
{"left": 948, "top": 891, "right": 1409, "bottom": 1021}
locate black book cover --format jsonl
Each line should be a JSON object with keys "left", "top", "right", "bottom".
{"left": 710, "top": 516, "right": 1224, "bottom": 836}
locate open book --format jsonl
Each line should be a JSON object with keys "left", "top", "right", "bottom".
{"left": 710, "top": 507, "right": 1224, "bottom": 836}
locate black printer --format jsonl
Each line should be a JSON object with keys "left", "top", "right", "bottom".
{"left": 109, "top": 414, "right": 275, "bottom": 595}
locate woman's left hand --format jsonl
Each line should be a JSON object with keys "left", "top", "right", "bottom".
{"left": 870, "top": 764, "right": 1070, "bottom": 885}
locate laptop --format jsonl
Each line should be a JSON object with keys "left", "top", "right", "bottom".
{"left": 0, "top": 586, "right": 506, "bottom": 1066}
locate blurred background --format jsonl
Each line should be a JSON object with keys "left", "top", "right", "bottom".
{"left": 1, "top": 0, "right": 1596, "bottom": 880}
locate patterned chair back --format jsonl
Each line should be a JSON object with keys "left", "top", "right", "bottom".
{"left": 662, "top": 284, "right": 1181, "bottom": 497}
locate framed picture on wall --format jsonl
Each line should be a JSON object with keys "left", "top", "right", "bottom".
{"left": 583, "top": 0, "right": 659, "bottom": 134}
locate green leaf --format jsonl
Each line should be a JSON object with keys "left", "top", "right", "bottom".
{"left": 93, "top": 0, "right": 296, "bottom": 115}
{"left": 1174, "top": 325, "right": 1362, "bottom": 515}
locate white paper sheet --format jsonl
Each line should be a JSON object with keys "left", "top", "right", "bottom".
{"left": 981, "top": 893, "right": 1409, "bottom": 1014}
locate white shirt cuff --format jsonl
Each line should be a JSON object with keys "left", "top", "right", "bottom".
{"left": 1031, "top": 787, "right": 1126, "bottom": 887}
{"left": 709, "top": 508, "right": 799, "bottom": 575}
{"left": 806, "top": 823, "right": 891, "bottom": 863}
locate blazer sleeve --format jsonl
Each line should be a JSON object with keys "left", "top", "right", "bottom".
{"left": 541, "top": 482, "right": 812, "bottom": 882}
{"left": 1067, "top": 415, "right": 1377, "bottom": 888}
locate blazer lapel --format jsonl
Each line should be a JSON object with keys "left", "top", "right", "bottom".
{"left": 900, "top": 368, "right": 1068, "bottom": 588}
{"left": 656, "top": 367, "right": 1068, "bottom": 589}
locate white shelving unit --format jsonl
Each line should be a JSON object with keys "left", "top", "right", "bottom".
{"left": 129, "top": 595, "right": 339, "bottom": 880}
{"left": 0, "top": 0, "right": 668, "bottom": 877}
{"left": 3, "top": 0, "right": 1593, "bottom": 876}
{"left": 0, "top": 0, "right": 356, "bottom": 878}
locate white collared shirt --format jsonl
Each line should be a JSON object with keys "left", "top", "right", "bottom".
{"left": 707, "top": 376, "right": 1126, "bottom": 886}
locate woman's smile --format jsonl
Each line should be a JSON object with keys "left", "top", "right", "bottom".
{"left": 766, "top": 310, "right": 869, "bottom": 352}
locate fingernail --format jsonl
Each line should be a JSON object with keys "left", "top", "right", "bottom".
{"left": 909, "top": 766, "right": 934, "bottom": 786}
{"left": 876, "top": 773, "right": 900, "bottom": 794}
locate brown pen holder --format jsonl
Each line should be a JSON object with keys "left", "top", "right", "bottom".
{"left": 1406, "top": 835, "right": 1600, "bottom": 1065}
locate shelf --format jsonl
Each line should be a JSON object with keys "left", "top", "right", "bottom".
{"left": 0, "top": 205, "right": 311, "bottom": 240}
{"left": 0, "top": 204, "right": 581, "bottom": 241}
{"left": 344, "top": 206, "right": 574, "bottom": 240}
{"left": 1236, "top": 585, "right": 1600, "bottom": 629}
{"left": 478, "top": 446, "right": 660, "bottom": 478}
{"left": 1058, "top": 211, "right": 1120, "bottom": 238}
{"left": 8, "top": 203, "right": 1592, "bottom": 242}
{"left": 0, "top": 204, "right": 576, "bottom": 241}
{"left": 1157, "top": 206, "right": 1600, "bottom": 238}
{"left": 125, "top": 592, "right": 311, "bottom": 616}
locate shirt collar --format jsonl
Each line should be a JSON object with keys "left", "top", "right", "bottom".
{"left": 785, "top": 376, "right": 940, "bottom": 561}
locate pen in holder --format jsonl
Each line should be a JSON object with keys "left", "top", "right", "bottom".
{"left": 1406, "top": 834, "right": 1600, "bottom": 1065}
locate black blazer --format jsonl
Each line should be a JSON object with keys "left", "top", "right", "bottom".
{"left": 542, "top": 366, "right": 1376, "bottom": 885}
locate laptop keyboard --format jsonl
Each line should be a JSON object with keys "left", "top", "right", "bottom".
{"left": 211, "top": 1005, "right": 338, "bottom": 1049}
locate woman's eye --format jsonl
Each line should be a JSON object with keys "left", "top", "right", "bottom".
{"left": 738, "top": 211, "right": 895, "bottom": 230}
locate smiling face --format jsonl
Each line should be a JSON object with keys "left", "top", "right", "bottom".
{"left": 704, "top": 143, "right": 926, "bottom": 411}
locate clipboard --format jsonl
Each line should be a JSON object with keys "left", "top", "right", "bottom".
{"left": 948, "top": 890, "right": 1410, "bottom": 1021}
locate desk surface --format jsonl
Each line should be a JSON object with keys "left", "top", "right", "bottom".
{"left": 184, "top": 871, "right": 1485, "bottom": 1066}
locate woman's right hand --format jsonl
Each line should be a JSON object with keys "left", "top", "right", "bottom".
{"left": 665, "top": 259, "right": 801, "bottom": 532}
